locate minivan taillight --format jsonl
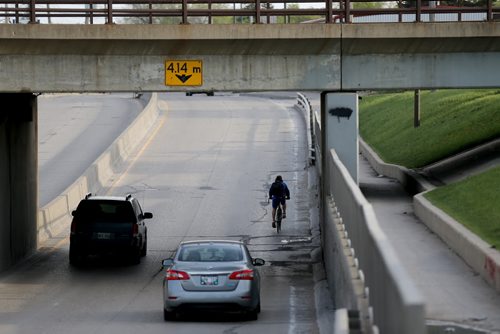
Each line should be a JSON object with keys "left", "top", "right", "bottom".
{"left": 70, "top": 220, "right": 78, "bottom": 235}
{"left": 229, "top": 269, "right": 254, "bottom": 280}
{"left": 132, "top": 223, "right": 139, "bottom": 237}
{"left": 166, "top": 269, "right": 190, "bottom": 280}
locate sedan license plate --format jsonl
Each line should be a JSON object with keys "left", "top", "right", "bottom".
{"left": 96, "top": 232, "right": 111, "bottom": 240}
{"left": 200, "top": 275, "right": 219, "bottom": 286}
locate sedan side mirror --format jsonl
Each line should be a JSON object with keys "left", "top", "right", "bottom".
{"left": 162, "top": 259, "right": 173, "bottom": 267}
{"left": 252, "top": 258, "right": 265, "bottom": 266}
{"left": 143, "top": 212, "right": 153, "bottom": 219}
{"left": 71, "top": 210, "right": 77, "bottom": 217}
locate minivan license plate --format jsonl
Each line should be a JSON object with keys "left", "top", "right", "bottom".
{"left": 96, "top": 232, "right": 111, "bottom": 240}
{"left": 201, "top": 276, "right": 219, "bottom": 286}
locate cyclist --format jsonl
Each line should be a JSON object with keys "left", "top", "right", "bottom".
{"left": 268, "top": 175, "right": 290, "bottom": 228}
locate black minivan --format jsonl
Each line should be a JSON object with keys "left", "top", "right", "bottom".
{"left": 69, "top": 193, "right": 153, "bottom": 265}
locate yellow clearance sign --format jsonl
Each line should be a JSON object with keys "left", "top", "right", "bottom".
{"left": 165, "top": 60, "right": 203, "bottom": 86}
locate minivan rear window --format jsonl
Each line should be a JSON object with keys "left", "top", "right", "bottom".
{"left": 75, "top": 200, "right": 135, "bottom": 222}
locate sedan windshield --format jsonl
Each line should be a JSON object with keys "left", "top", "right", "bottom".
{"left": 178, "top": 244, "right": 243, "bottom": 262}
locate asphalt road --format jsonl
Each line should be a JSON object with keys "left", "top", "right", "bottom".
{"left": 0, "top": 93, "right": 321, "bottom": 334}
{"left": 38, "top": 93, "right": 144, "bottom": 206}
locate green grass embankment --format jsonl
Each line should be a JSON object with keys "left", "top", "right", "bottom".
{"left": 360, "top": 89, "right": 500, "bottom": 168}
{"left": 360, "top": 89, "right": 500, "bottom": 249}
{"left": 424, "top": 167, "right": 500, "bottom": 249}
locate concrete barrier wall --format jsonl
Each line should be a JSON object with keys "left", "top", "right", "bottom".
{"left": 333, "top": 309, "right": 350, "bottom": 334}
{"left": 37, "top": 93, "right": 161, "bottom": 244}
{"left": 298, "top": 97, "right": 426, "bottom": 333}
{"left": 323, "top": 196, "right": 360, "bottom": 311}
{"left": 326, "top": 149, "right": 426, "bottom": 334}
{"left": 415, "top": 194, "right": 500, "bottom": 292}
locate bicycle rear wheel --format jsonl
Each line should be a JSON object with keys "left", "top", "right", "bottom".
{"left": 276, "top": 207, "right": 282, "bottom": 234}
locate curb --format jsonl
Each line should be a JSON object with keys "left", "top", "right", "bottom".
{"left": 422, "top": 138, "right": 500, "bottom": 178}
{"left": 359, "top": 138, "right": 435, "bottom": 194}
{"left": 37, "top": 93, "right": 162, "bottom": 245}
{"left": 359, "top": 137, "right": 500, "bottom": 293}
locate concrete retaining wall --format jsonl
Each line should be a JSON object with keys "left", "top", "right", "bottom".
{"left": 37, "top": 93, "right": 161, "bottom": 244}
{"left": 359, "top": 138, "right": 434, "bottom": 194}
{"left": 414, "top": 194, "right": 500, "bottom": 292}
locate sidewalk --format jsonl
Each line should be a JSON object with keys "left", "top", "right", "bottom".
{"left": 359, "top": 151, "right": 500, "bottom": 333}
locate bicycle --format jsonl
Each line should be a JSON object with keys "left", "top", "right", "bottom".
{"left": 269, "top": 198, "right": 286, "bottom": 234}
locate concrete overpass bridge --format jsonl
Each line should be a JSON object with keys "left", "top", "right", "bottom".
{"left": 1, "top": 10, "right": 500, "bottom": 332}
{"left": 0, "top": 22, "right": 499, "bottom": 92}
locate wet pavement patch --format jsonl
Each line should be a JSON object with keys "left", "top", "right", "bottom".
{"left": 427, "top": 321, "right": 491, "bottom": 334}
{"left": 262, "top": 262, "right": 313, "bottom": 275}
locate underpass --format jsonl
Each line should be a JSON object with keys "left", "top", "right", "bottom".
{"left": 1, "top": 92, "right": 499, "bottom": 333}
{"left": 2, "top": 19, "right": 499, "bottom": 273}
{"left": 0, "top": 9, "right": 499, "bottom": 331}
{"left": 0, "top": 93, "right": 329, "bottom": 334}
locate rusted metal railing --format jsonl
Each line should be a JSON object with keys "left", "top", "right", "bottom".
{"left": 0, "top": 0, "right": 498, "bottom": 24}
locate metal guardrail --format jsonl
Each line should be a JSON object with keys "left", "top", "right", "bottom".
{"left": 297, "top": 93, "right": 316, "bottom": 166}
{"left": 0, "top": 0, "right": 498, "bottom": 24}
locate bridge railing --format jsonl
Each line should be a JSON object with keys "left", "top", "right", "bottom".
{"left": 0, "top": 0, "right": 498, "bottom": 24}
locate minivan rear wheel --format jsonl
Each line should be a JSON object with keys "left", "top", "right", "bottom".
{"left": 69, "top": 244, "right": 83, "bottom": 266}
{"left": 141, "top": 234, "right": 147, "bottom": 257}
{"left": 130, "top": 248, "right": 141, "bottom": 265}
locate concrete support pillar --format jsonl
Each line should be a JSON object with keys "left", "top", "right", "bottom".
{"left": 0, "top": 93, "right": 38, "bottom": 271}
{"left": 321, "top": 92, "right": 359, "bottom": 184}
{"left": 320, "top": 91, "right": 359, "bottom": 245}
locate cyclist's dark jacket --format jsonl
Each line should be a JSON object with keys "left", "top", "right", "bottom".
{"left": 269, "top": 181, "right": 290, "bottom": 199}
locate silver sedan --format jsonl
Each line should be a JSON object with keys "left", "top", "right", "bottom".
{"left": 162, "top": 240, "right": 265, "bottom": 321}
